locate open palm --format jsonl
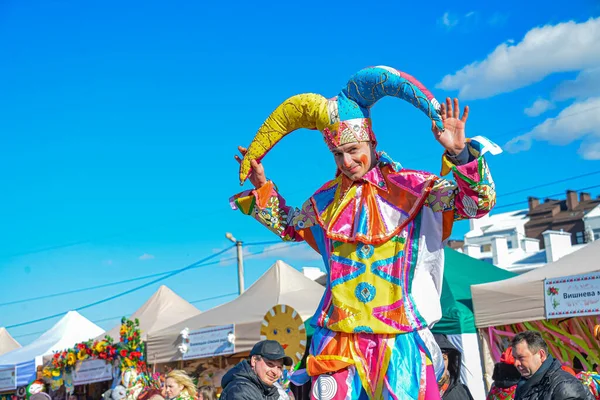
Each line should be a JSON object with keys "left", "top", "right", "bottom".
{"left": 432, "top": 97, "right": 469, "bottom": 155}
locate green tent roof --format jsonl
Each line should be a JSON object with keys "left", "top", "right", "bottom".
{"left": 432, "top": 248, "right": 516, "bottom": 335}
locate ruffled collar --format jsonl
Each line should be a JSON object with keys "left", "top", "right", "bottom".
{"left": 356, "top": 152, "right": 403, "bottom": 190}
{"left": 309, "top": 151, "right": 436, "bottom": 244}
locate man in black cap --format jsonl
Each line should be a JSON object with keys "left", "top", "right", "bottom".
{"left": 221, "top": 340, "right": 293, "bottom": 400}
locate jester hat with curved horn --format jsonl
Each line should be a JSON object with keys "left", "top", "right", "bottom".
{"left": 238, "top": 66, "right": 444, "bottom": 184}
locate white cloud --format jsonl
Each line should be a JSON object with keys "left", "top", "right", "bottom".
{"left": 524, "top": 98, "right": 555, "bottom": 117}
{"left": 438, "top": 11, "right": 480, "bottom": 31}
{"left": 437, "top": 17, "right": 600, "bottom": 99}
{"left": 439, "top": 12, "right": 459, "bottom": 29}
{"left": 553, "top": 67, "right": 600, "bottom": 101}
{"left": 505, "top": 97, "right": 600, "bottom": 159}
{"left": 580, "top": 141, "right": 600, "bottom": 160}
{"left": 138, "top": 253, "right": 155, "bottom": 260}
{"left": 488, "top": 12, "right": 509, "bottom": 27}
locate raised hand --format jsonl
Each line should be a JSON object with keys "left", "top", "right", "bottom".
{"left": 234, "top": 146, "right": 267, "bottom": 189}
{"left": 432, "top": 97, "right": 469, "bottom": 155}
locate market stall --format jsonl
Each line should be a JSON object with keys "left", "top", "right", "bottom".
{"left": 99, "top": 285, "right": 201, "bottom": 342}
{"left": 0, "top": 311, "right": 103, "bottom": 396}
{"left": 146, "top": 260, "right": 324, "bottom": 394}
{"left": 432, "top": 248, "right": 516, "bottom": 400}
{"left": 147, "top": 260, "right": 324, "bottom": 363}
{"left": 41, "top": 317, "right": 155, "bottom": 400}
{"left": 0, "top": 328, "right": 20, "bottom": 357}
{"left": 472, "top": 240, "right": 600, "bottom": 386}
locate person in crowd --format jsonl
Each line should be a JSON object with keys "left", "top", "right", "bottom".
{"left": 197, "top": 385, "right": 217, "bottom": 400}
{"left": 512, "top": 330, "right": 593, "bottom": 400}
{"left": 487, "top": 347, "right": 521, "bottom": 400}
{"left": 30, "top": 394, "right": 51, "bottom": 400}
{"left": 139, "top": 388, "right": 166, "bottom": 400}
{"left": 433, "top": 334, "right": 474, "bottom": 400}
{"left": 577, "top": 370, "right": 600, "bottom": 400}
{"left": 231, "top": 65, "right": 499, "bottom": 400}
{"left": 165, "top": 370, "right": 197, "bottom": 400}
{"left": 221, "top": 340, "right": 293, "bottom": 400}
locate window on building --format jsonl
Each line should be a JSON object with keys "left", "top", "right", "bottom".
{"left": 507, "top": 241, "right": 513, "bottom": 249}
{"left": 576, "top": 231, "right": 584, "bottom": 244}
{"left": 480, "top": 244, "right": 492, "bottom": 252}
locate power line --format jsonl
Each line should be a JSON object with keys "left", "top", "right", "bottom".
{"left": 190, "top": 292, "right": 238, "bottom": 304}
{"left": 498, "top": 170, "right": 600, "bottom": 198}
{"left": 5, "top": 245, "right": 235, "bottom": 329}
{"left": 6, "top": 241, "right": 304, "bottom": 329}
{"left": 0, "top": 271, "right": 171, "bottom": 308}
{"left": 495, "top": 184, "right": 600, "bottom": 210}
{"left": 6, "top": 167, "right": 597, "bottom": 311}
{"left": 12, "top": 292, "right": 240, "bottom": 339}
{"left": 0, "top": 240, "right": 282, "bottom": 308}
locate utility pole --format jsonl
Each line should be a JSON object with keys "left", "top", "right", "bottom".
{"left": 225, "top": 232, "right": 245, "bottom": 295}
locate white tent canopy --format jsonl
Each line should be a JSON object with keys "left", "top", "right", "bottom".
{"left": 147, "top": 260, "right": 325, "bottom": 363}
{"left": 0, "top": 311, "right": 104, "bottom": 387}
{"left": 0, "top": 328, "right": 21, "bottom": 356}
{"left": 472, "top": 240, "right": 600, "bottom": 328}
{"left": 98, "top": 285, "right": 201, "bottom": 342}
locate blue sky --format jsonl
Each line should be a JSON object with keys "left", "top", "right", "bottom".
{"left": 1, "top": 0, "right": 599, "bottom": 345}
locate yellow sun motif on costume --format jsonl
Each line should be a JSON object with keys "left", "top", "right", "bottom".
{"left": 260, "top": 304, "right": 307, "bottom": 366}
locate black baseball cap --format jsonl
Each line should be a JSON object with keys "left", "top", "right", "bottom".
{"left": 250, "top": 340, "right": 293, "bottom": 366}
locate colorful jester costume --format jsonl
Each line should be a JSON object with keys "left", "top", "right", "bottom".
{"left": 230, "top": 66, "right": 499, "bottom": 400}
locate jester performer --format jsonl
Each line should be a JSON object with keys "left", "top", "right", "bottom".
{"left": 230, "top": 66, "right": 499, "bottom": 400}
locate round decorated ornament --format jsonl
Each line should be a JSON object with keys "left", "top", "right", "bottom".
{"left": 260, "top": 304, "right": 306, "bottom": 366}
{"left": 16, "top": 386, "right": 27, "bottom": 399}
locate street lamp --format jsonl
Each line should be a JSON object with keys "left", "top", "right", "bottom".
{"left": 226, "top": 232, "right": 245, "bottom": 295}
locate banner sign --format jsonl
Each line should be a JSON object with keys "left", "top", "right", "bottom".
{"left": 72, "top": 359, "right": 113, "bottom": 385}
{"left": 545, "top": 272, "right": 600, "bottom": 319}
{"left": 0, "top": 366, "right": 17, "bottom": 391}
{"left": 183, "top": 324, "right": 235, "bottom": 360}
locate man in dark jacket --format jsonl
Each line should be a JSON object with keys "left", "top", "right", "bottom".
{"left": 221, "top": 340, "right": 293, "bottom": 400}
{"left": 434, "top": 334, "right": 474, "bottom": 400}
{"left": 512, "top": 330, "right": 593, "bottom": 400}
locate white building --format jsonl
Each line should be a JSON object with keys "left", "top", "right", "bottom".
{"left": 462, "top": 209, "right": 587, "bottom": 273}
{"left": 584, "top": 204, "right": 600, "bottom": 241}
{"left": 464, "top": 209, "right": 529, "bottom": 252}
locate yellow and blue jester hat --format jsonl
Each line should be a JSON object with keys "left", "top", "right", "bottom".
{"left": 238, "top": 66, "right": 444, "bottom": 185}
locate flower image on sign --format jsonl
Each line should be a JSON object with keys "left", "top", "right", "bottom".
{"left": 545, "top": 272, "right": 600, "bottom": 319}
{"left": 72, "top": 358, "right": 113, "bottom": 385}
{"left": 0, "top": 366, "right": 17, "bottom": 391}
{"left": 182, "top": 324, "right": 235, "bottom": 360}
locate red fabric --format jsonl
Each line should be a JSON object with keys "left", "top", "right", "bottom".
{"left": 500, "top": 347, "right": 515, "bottom": 365}
{"left": 486, "top": 385, "right": 516, "bottom": 400}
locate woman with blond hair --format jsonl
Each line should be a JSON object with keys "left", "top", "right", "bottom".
{"left": 165, "top": 370, "right": 197, "bottom": 400}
